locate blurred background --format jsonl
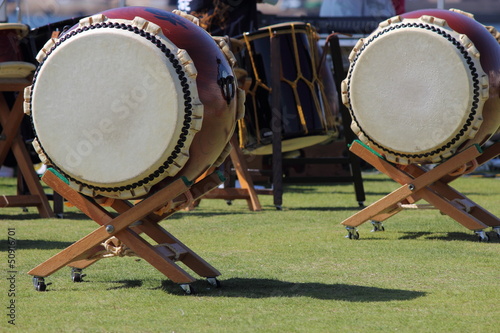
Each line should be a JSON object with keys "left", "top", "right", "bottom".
{"left": 1, "top": 0, "right": 499, "bottom": 29}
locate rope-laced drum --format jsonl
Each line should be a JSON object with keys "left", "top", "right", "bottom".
{"left": 24, "top": 7, "right": 244, "bottom": 199}
{"left": 236, "top": 22, "right": 338, "bottom": 155}
{"left": 342, "top": 9, "right": 500, "bottom": 165}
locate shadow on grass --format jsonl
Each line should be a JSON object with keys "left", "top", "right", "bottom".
{"left": 398, "top": 231, "right": 477, "bottom": 241}
{"left": 0, "top": 239, "right": 74, "bottom": 250}
{"left": 0, "top": 212, "right": 49, "bottom": 220}
{"left": 159, "top": 278, "right": 426, "bottom": 302}
{"left": 107, "top": 280, "right": 143, "bottom": 290}
{"left": 54, "top": 211, "right": 93, "bottom": 220}
{"left": 170, "top": 210, "right": 259, "bottom": 219}
{"left": 287, "top": 206, "right": 363, "bottom": 212}
{"left": 0, "top": 210, "right": 90, "bottom": 220}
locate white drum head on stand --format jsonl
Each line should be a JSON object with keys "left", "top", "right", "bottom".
{"left": 342, "top": 16, "right": 489, "bottom": 164}
{"left": 25, "top": 15, "right": 203, "bottom": 198}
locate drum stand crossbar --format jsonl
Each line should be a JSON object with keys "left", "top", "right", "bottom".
{"left": 341, "top": 140, "right": 500, "bottom": 241}
{"left": 28, "top": 169, "right": 225, "bottom": 294}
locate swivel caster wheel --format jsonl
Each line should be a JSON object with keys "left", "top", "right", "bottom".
{"left": 475, "top": 230, "right": 489, "bottom": 242}
{"left": 370, "top": 220, "right": 385, "bottom": 232}
{"left": 33, "top": 276, "right": 47, "bottom": 292}
{"left": 207, "top": 277, "right": 221, "bottom": 288}
{"left": 71, "top": 268, "right": 86, "bottom": 282}
{"left": 180, "top": 284, "right": 195, "bottom": 295}
{"left": 345, "top": 227, "right": 359, "bottom": 240}
{"left": 492, "top": 227, "right": 500, "bottom": 239}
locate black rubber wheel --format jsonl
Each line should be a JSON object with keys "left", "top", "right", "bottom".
{"left": 71, "top": 268, "right": 84, "bottom": 282}
{"left": 207, "top": 277, "right": 221, "bottom": 288}
{"left": 180, "top": 284, "right": 196, "bottom": 295}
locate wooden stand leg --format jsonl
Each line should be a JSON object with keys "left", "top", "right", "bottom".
{"left": 330, "top": 35, "right": 366, "bottom": 206}
{"left": 202, "top": 137, "right": 264, "bottom": 211}
{"left": 28, "top": 170, "right": 224, "bottom": 289}
{"left": 340, "top": 141, "right": 499, "bottom": 239}
{"left": 271, "top": 31, "right": 283, "bottom": 210}
{"left": 0, "top": 80, "right": 54, "bottom": 218}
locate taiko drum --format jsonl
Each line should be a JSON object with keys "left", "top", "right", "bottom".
{"left": 25, "top": 7, "right": 244, "bottom": 199}
{"left": 342, "top": 9, "right": 500, "bottom": 165}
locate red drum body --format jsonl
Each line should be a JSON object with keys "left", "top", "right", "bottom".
{"left": 237, "top": 23, "right": 338, "bottom": 155}
{"left": 25, "top": 7, "right": 243, "bottom": 199}
{"left": 0, "top": 23, "right": 36, "bottom": 78}
{"left": 342, "top": 9, "right": 500, "bottom": 164}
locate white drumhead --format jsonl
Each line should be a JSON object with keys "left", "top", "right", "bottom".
{"left": 343, "top": 17, "right": 488, "bottom": 164}
{"left": 27, "top": 16, "right": 203, "bottom": 198}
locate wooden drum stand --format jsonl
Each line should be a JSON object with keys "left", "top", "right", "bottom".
{"left": 0, "top": 78, "right": 54, "bottom": 217}
{"left": 341, "top": 140, "right": 500, "bottom": 241}
{"left": 28, "top": 169, "right": 226, "bottom": 294}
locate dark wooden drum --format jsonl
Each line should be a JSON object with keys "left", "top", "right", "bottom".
{"left": 236, "top": 22, "right": 338, "bottom": 155}
{"left": 0, "top": 23, "right": 36, "bottom": 78}
{"left": 342, "top": 9, "right": 500, "bottom": 165}
{"left": 22, "top": 17, "right": 84, "bottom": 65}
{"left": 24, "top": 7, "right": 244, "bottom": 199}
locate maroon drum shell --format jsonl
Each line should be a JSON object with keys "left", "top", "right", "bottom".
{"left": 402, "top": 9, "right": 500, "bottom": 148}
{"left": 97, "top": 7, "right": 238, "bottom": 188}
{"left": 0, "top": 28, "right": 25, "bottom": 62}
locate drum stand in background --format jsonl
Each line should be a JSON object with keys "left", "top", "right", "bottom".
{"left": 29, "top": 169, "right": 225, "bottom": 293}
{"left": 0, "top": 78, "right": 55, "bottom": 218}
{"left": 341, "top": 140, "right": 500, "bottom": 241}
{"left": 202, "top": 136, "right": 266, "bottom": 211}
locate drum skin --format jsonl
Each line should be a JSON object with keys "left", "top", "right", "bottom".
{"left": 402, "top": 9, "right": 500, "bottom": 146}
{"left": 343, "top": 9, "right": 500, "bottom": 164}
{"left": 27, "top": 7, "right": 241, "bottom": 198}
{"left": 100, "top": 7, "right": 239, "bottom": 194}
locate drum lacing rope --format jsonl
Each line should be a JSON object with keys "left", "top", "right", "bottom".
{"left": 346, "top": 22, "right": 481, "bottom": 160}
{"left": 448, "top": 158, "right": 479, "bottom": 177}
{"left": 398, "top": 203, "right": 436, "bottom": 210}
{"left": 153, "top": 189, "right": 195, "bottom": 216}
{"left": 90, "top": 237, "right": 184, "bottom": 261}
{"left": 90, "top": 237, "right": 137, "bottom": 259}
{"left": 154, "top": 200, "right": 175, "bottom": 216}
{"left": 29, "top": 20, "right": 196, "bottom": 195}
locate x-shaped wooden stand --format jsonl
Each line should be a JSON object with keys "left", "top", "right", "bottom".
{"left": 28, "top": 169, "right": 224, "bottom": 294}
{"left": 0, "top": 78, "right": 54, "bottom": 217}
{"left": 341, "top": 140, "right": 500, "bottom": 241}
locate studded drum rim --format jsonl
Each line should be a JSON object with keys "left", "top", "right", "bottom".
{"left": 342, "top": 16, "right": 489, "bottom": 164}
{"left": 24, "top": 15, "right": 203, "bottom": 198}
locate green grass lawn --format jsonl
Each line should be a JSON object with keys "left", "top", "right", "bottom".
{"left": 0, "top": 173, "right": 499, "bottom": 332}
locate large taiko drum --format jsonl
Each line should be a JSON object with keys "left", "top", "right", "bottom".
{"left": 24, "top": 7, "right": 244, "bottom": 199}
{"left": 341, "top": 9, "right": 500, "bottom": 165}
{"left": 236, "top": 22, "right": 338, "bottom": 155}
{"left": 0, "top": 23, "right": 36, "bottom": 78}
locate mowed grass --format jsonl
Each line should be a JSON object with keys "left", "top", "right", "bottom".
{"left": 0, "top": 173, "right": 499, "bottom": 332}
